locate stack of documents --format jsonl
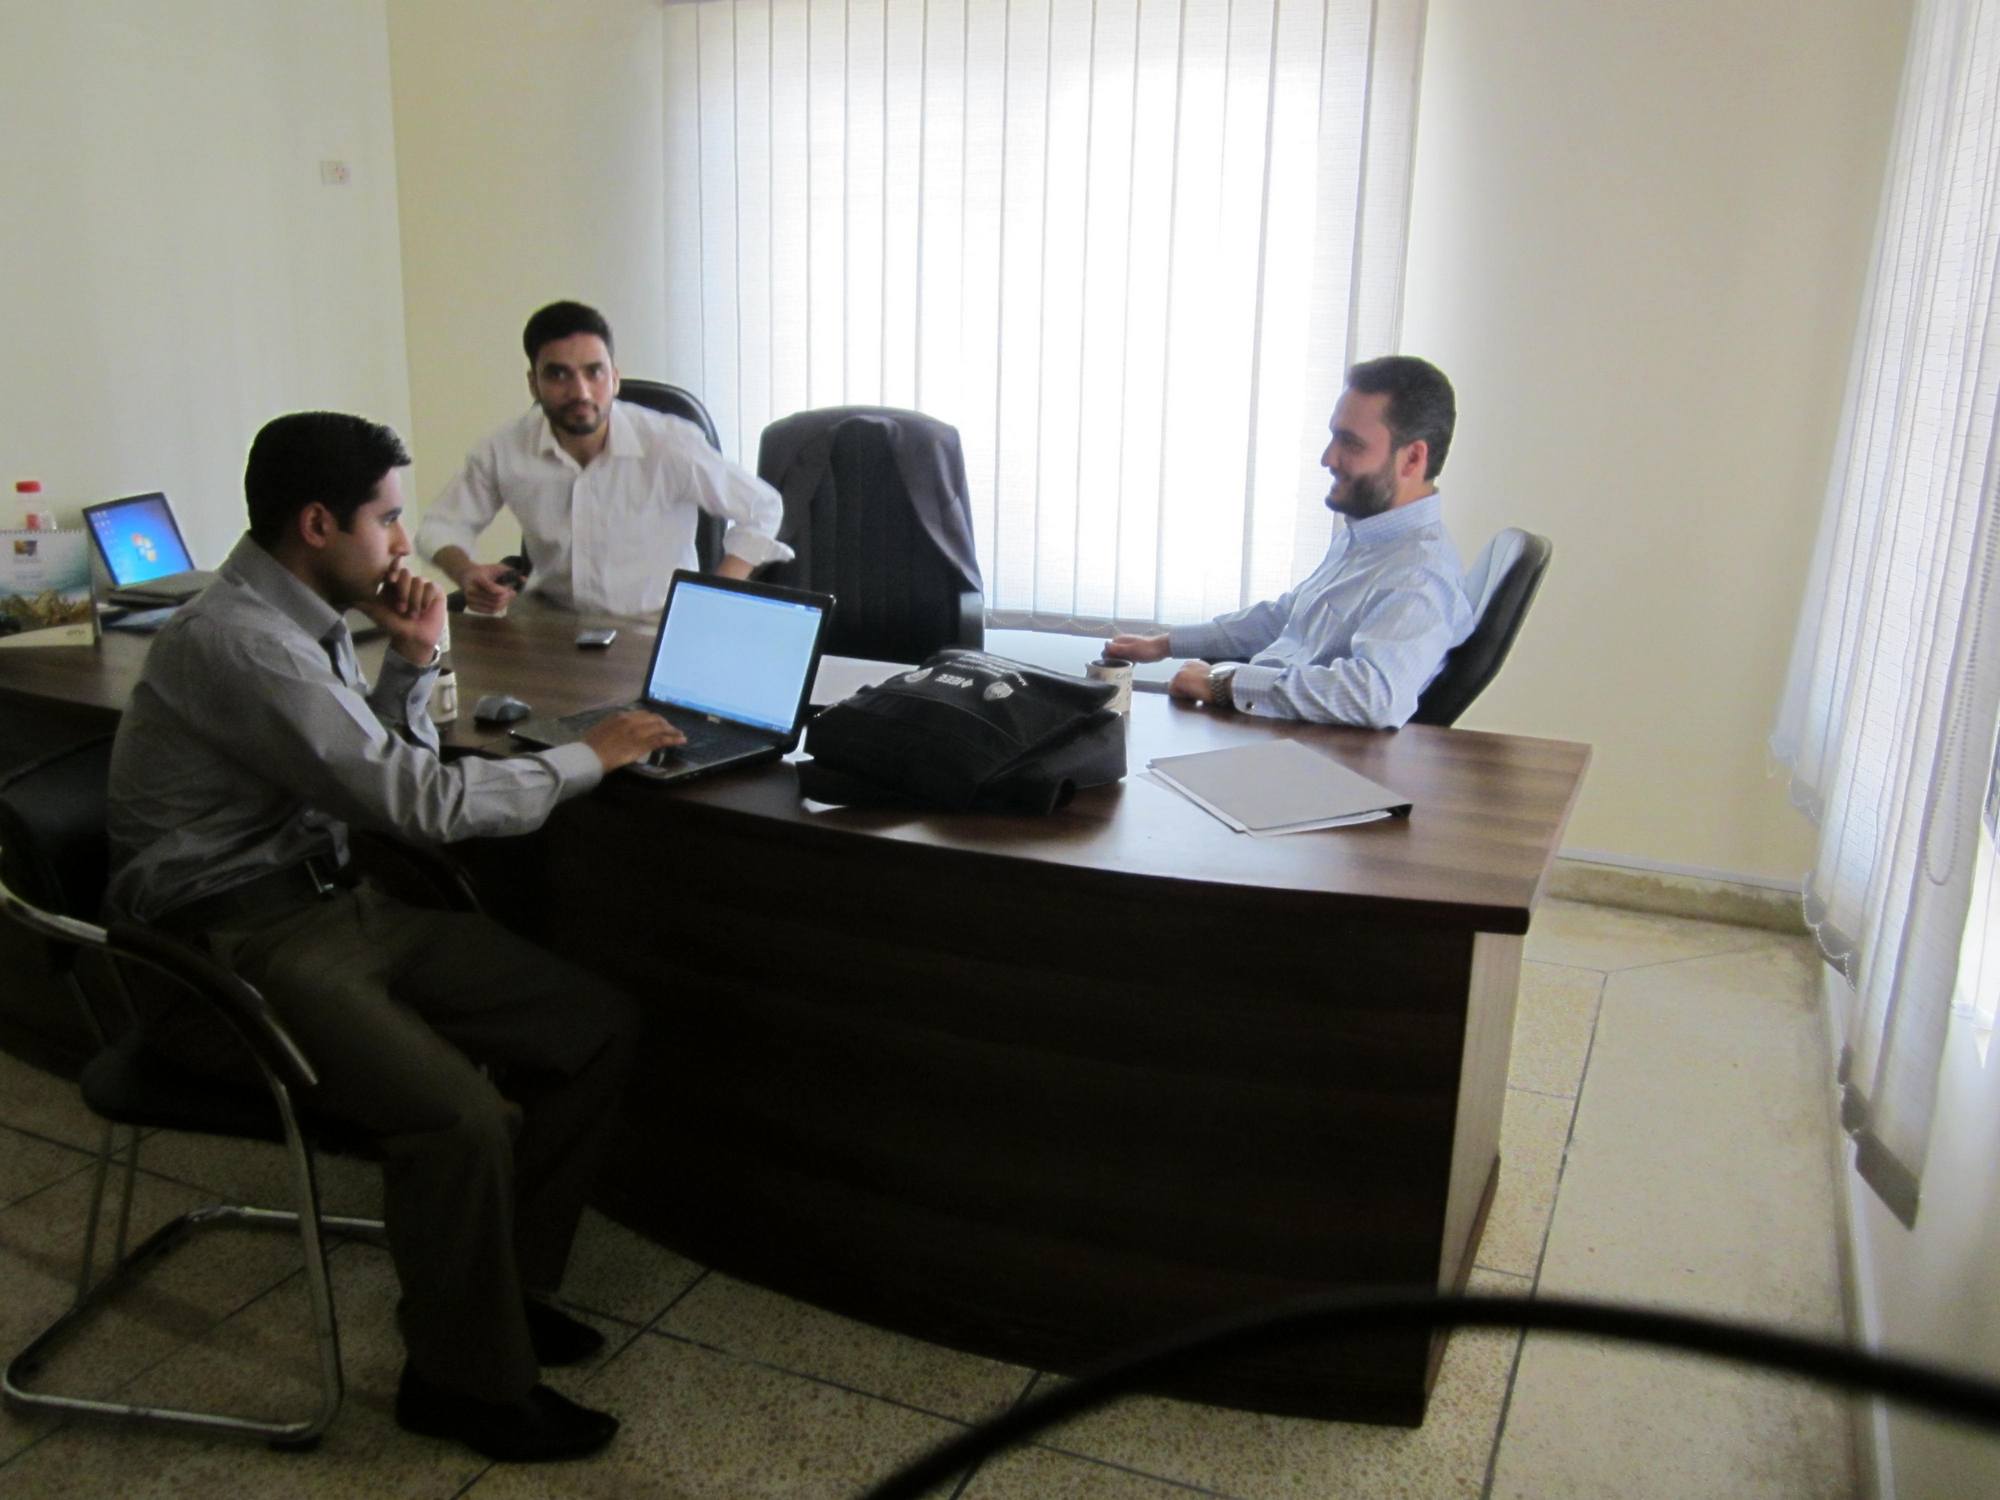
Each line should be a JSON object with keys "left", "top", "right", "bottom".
{"left": 1150, "top": 739, "right": 1412, "bottom": 836}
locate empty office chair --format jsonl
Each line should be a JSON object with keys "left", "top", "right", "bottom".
{"left": 757, "top": 406, "right": 984, "bottom": 664}
{"left": 0, "top": 737, "right": 397, "bottom": 1447}
{"left": 619, "top": 378, "right": 726, "bottom": 574}
{"left": 1409, "top": 527, "right": 1552, "bottom": 727}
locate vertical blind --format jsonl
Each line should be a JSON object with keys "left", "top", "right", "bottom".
{"left": 1771, "top": 0, "right": 2000, "bottom": 1225}
{"left": 662, "top": 0, "right": 1425, "bottom": 628}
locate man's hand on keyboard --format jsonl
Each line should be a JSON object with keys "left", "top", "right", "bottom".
{"left": 582, "top": 710, "right": 686, "bottom": 773}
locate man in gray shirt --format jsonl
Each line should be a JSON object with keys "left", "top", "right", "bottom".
{"left": 106, "top": 412, "right": 683, "bottom": 1463}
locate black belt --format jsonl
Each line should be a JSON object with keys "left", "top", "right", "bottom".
{"left": 155, "top": 855, "right": 361, "bottom": 936}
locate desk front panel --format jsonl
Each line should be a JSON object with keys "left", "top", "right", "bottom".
{"left": 509, "top": 782, "right": 1490, "bottom": 1421}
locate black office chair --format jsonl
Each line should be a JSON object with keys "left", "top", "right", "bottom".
{"left": 757, "top": 406, "right": 985, "bottom": 664}
{"left": 619, "top": 378, "right": 726, "bottom": 573}
{"left": 1409, "top": 527, "right": 1552, "bottom": 727}
{"left": 0, "top": 738, "right": 403, "bottom": 1448}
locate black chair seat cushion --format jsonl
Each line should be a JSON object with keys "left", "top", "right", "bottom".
{"left": 82, "top": 1033, "right": 287, "bottom": 1139}
{"left": 81, "top": 1033, "right": 375, "bottom": 1156}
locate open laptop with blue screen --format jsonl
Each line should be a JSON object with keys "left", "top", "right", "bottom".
{"left": 510, "top": 570, "right": 836, "bottom": 783}
{"left": 82, "top": 492, "right": 216, "bottom": 605}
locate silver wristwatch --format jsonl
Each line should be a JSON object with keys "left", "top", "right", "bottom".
{"left": 1208, "top": 663, "right": 1239, "bottom": 713}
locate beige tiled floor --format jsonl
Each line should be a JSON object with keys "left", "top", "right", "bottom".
{"left": 0, "top": 898, "right": 1853, "bottom": 1498}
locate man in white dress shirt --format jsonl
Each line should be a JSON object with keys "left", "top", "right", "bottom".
{"left": 416, "top": 301, "right": 793, "bottom": 617}
{"left": 1105, "top": 356, "right": 1474, "bottom": 728}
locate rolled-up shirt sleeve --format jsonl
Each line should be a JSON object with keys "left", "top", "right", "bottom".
{"left": 415, "top": 441, "right": 504, "bottom": 563}
{"left": 677, "top": 441, "right": 794, "bottom": 568}
{"left": 187, "top": 618, "right": 601, "bottom": 844}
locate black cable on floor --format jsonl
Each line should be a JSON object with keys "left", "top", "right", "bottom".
{"left": 853, "top": 1289, "right": 2000, "bottom": 1500}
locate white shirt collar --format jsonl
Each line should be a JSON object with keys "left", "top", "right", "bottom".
{"left": 532, "top": 401, "right": 641, "bottom": 468}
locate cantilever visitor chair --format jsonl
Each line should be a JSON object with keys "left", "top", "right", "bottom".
{"left": 0, "top": 737, "right": 391, "bottom": 1448}
{"left": 1409, "top": 527, "right": 1553, "bottom": 727}
{"left": 618, "top": 378, "right": 727, "bottom": 574}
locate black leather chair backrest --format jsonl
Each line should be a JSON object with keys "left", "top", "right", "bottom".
{"left": 0, "top": 736, "right": 114, "bottom": 924}
{"left": 619, "top": 379, "right": 725, "bottom": 573}
{"left": 757, "top": 407, "right": 985, "bottom": 664}
{"left": 0, "top": 737, "right": 118, "bottom": 1042}
{"left": 618, "top": 378, "right": 721, "bottom": 449}
{"left": 0, "top": 735, "right": 367, "bottom": 1100}
{"left": 1410, "top": 528, "right": 1552, "bottom": 728}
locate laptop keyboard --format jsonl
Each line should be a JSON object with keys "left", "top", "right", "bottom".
{"left": 554, "top": 702, "right": 635, "bottom": 735}
{"left": 555, "top": 702, "right": 737, "bottom": 756}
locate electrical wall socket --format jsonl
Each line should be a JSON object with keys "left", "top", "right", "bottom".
{"left": 319, "top": 160, "right": 351, "bottom": 187}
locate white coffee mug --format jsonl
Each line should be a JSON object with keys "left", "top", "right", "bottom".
{"left": 1086, "top": 656, "right": 1134, "bottom": 714}
{"left": 430, "top": 669, "right": 460, "bottom": 725}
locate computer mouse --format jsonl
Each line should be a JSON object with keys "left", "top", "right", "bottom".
{"left": 472, "top": 693, "right": 534, "bottom": 725}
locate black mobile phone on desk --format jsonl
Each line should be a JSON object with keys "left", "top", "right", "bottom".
{"left": 575, "top": 628, "right": 618, "bottom": 649}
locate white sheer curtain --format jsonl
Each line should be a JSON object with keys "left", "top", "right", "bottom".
{"left": 660, "top": 0, "right": 1424, "bottom": 629}
{"left": 1771, "top": 0, "right": 2000, "bottom": 1227}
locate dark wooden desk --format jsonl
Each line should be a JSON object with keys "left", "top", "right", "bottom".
{"left": 0, "top": 606, "right": 1588, "bottom": 1423}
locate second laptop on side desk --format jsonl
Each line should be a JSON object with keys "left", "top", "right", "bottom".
{"left": 85, "top": 489, "right": 383, "bottom": 637}
{"left": 83, "top": 492, "right": 216, "bottom": 606}
{"left": 509, "top": 570, "right": 834, "bottom": 784}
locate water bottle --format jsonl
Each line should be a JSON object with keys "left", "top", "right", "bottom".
{"left": 14, "top": 479, "right": 54, "bottom": 531}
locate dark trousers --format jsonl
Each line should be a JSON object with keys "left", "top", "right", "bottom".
{"left": 146, "top": 882, "right": 639, "bottom": 1401}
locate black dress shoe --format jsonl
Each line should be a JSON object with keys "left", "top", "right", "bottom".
{"left": 525, "top": 1297, "right": 607, "bottom": 1366}
{"left": 394, "top": 1364, "right": 619, "bottom": 1462}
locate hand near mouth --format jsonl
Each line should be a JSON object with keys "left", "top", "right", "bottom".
{"left": 356, "top": 564, "right": 447, "bottom": 667}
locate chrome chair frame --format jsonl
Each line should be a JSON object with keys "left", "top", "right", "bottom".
{"left": 0, "top": 741, "right": 386, "bottom": 1449}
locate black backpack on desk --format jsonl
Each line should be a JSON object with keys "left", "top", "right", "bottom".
{"left": 798, "top": 649, "right": 1126, "bottom": 814}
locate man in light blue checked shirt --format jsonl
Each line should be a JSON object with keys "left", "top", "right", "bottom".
{"left": 1106, "top": 356, "right": 1473, "bottom": 728}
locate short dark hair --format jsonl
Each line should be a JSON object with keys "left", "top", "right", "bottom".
{"left": 244, "top": 412, "right": 411, "bottom": 548}
{"left": 1346, "top": 355, "right": 1456, "bottom": 479}
{"left": 523, "top": 300, "right": 615, "bottom": 366}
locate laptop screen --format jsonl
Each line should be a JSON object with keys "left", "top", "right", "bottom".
{"left": 645, "top": 576, "right": 828, "bottom": 734}
{"left": 83, "top": 493, "right": 197, "bottom": 585}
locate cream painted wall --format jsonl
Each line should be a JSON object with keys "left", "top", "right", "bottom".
{"left": 1403, "top": 0, "right": 1912, "bottom": 880}
{"left": 386, "top": 0, "right": 667, "bottom": 536}
{"left": 0, "top": 0, "right": 409, "bottom": 568}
